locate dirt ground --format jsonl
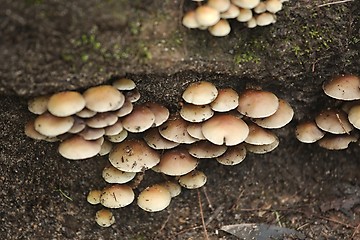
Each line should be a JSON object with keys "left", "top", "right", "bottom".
{"left": 0, "top": 0, "right": 359, "bottom": 239}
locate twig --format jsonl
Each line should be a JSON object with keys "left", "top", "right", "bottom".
{"left": 230, "top": 189, "right": 245, "bottom": 210}
{"left": 318, "top": 216, "right": 356, "bottom": 229}
{"left": 205, "top": 204, "right": 224, "bottom": 226}
{"left": 317, "top": 0, "right": 353, "bottom": 8}
{"left": 158, "top": 213, "right": 171, "bottom": 232}
{"left": 202, "top": 187, "right": 214, "bottom": 211}
{"left": 198, "top": 189, "right": 209, "bottom": 240}
{"left": 351, "top": 223, "right": 360, "bottom": 239}
{"left": 57, "top": 188, "right": 73, "bottom": 201}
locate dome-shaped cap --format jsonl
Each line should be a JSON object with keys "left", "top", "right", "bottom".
{"left": 318, "top": 134, "right": 358, "bottom": 150}
{"left": 178, "top": 170, "right": 207, "bottom": 189}
{"left": 47, "top": 91, "right": 85, "bottom": 117}
{"left": 122, "top": 105, "right": 155, "bottom": 133}
{"left": 102, "top": 165, "right": 136, "bottom": 184}
{"left": 182, "top": 81, "right": 218, "bottom": 105}
{"left": 180, "top": 103, "right": 214, "bottom": 122}
{"left": 137, "top": 184, "right": 171, "bottom": 212}
{"left": 28, "top": 95, "right": 50, "bottom": 115}
{"left": 100, "top": 184, "right": 134, "bottom": 208}
{"left": 159, "top": 117, "right": 198, "bottom": 144}
{"left": 348, "top": 104, "right": 360, "bottom": 129}
{"left": 195, "top": 5, "right": 221, "bottom": 27}
{"left": 157, "top": 147, "right": 198, "bottom": 176}
{"left": 315, "top": 109, "right": 353, "bottom": 134}
{"left": 210, "top": 88, "right": 239, "bottom": 112}
{"left": 58, "top": 135, "right": 102, "bottom": 160}
{"left": 83, "top": 85, "right": 125, "bottom": 112}
{"left": 295, "top": 121, "right": 325, "bottom": 143}
{"left": 216, "top": 144, "right": 246, "bottom": 165}
{"left": 34, "top": 112, "right": 74, "bottom": 137}
{"left": 143, "top": 128, "right": 180, "bottom": 150}
{"left": 112, "top": 78, "right": 136, "bottom": 91}
{"left": 322, "top": 74, "right": 360, "bottom": 101}
{"left": 245, "top": 123, "right": 278, "bottom": 145}
{"left": 95, "top": 209, "right": 115, "bottom": 227}
{"left": 232, "top": 0, "right": 260, "bottom": 9}
{"left": 188, "top": 141, "right": 227, "bottom": 158}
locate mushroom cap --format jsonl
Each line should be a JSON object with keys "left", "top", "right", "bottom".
{"left": 245, "top": 123, "right": 278, "bottom": 145}
{"left": 348, "top": 104, "right": 360, "bottom": 129}
{"left": 318, "top": 134, "right": 358, "bottom": 150}
{"left": 315, "top": 109, "right": 353, "bottom": 134}
{"left": 28, "top": 95, "right": 50, "bottom": 115}
{"left": 34, "top": 112, "right": 74, "bottom": 137}
{"left": 186, "top": 123, "right": 206, "bottom": 140}
{"left": 100, "top": 184, "right": 135, "bottom": 208}
{"left": 102, "top": 165, "right": 136, "bottom": 184}
{"left": 156, "top": 148, "right": 198, "bottom": 176}
{"left": 122, "top": 105, "right": 155, "bottom": 133}
{"left": 208, "top": 0, "right": 231, "bottom": 12}
{"left": 252, "top": 99, "right": 294, "bottom": 129}
{"left": 76, "top": 108, "right": 97, "bottom": 118}
{"left": 79, "top": 127, "right": 105, "bottom": 140}
{"left": 245, "top": 136, "right": 279, "bottom": 154}
{"left": 180, "top": 103, "right": 214, "bottom": 122}
{"left": 86, "top": 112, "right": 118, "bottom": 129}
{"left": 158, "top": 181, "right": 182, "bottom": 198}
{"left": 322, "top": 74, "right": 360, "bottom": 101}
{"left": 159, "top": 117, "right": 198, "bottom": 144}
{"left": 188, "top": 141, "right": 227, "bottom": 158}
{"left": 115, "top": 99, "right": 133, "bottom": 117}
{"left": 144, "top": 102, "right": 170, "bottom": 127}
{"left": 178, "top": 170, "right": 207, "bottom": 189}
{"left": 216, "top": 144, "right": 246, "bottom": 165}
{"left": 237, "top": 89, "right": 279, "bottom": 118}
{"left": 58, "top": 135, "right": 102, "bottom": 160}
{"left": 295, "top": 121, "right": 325, "bottom": 143}
{"left": 112, "top": 78, "right": 136, "bottom": 91}
{"left": 254, "top": 1, "right": 266, "bottom": 13}
{"left": 195, "top": 5, "right": 221, "bottom": 27}
{"left": 208, "top": 19, "right": 231, "bottom": 37}
{"left": 256, "top": 12, "right": 276, "bottom": 26}
{"left": 104, "top": 120, "right": 123, "bottom": 136}
{"left": 246, "top": 17, "right": 257, "bottom": 28}
{"left": 265, "top": 0, "right": 283, "bottom": 13}
{"left": 201, "top": 114, "right": 249, "bottom": 146}
{"left": 25, "top": 119, "right": 50, "bottom": 141}
{"left": 220, "top": 4, "right": 240, "bottom": 19}
{"left": 232, "top": 0, "right": 260, "bottom": 9}
{"left": 47, "top": 91, "right": 85, "bottom": 117}
{"left": 87, "top": 189, "right": 102, "bottom": 205}
{"left": 210, "top": 88, "right": 239, "bottom": 112}
{"left": 182, "top": 10, "right": 200, "bottom": 29}
{"left": 106, "top": 129, "right": 128, "bottom": 143}
{"left": 95, "top": 209, "right": 116, "bottom": 227}
{"left": 236, "top": 8, "right": 253, "bottom": 22}
{"left": 109, "top": 139, "right": 160, "bottom": 172}
{"left": 68, "top": 117, "right": 86, "bottom": 134}
{"left": 137, "top": 184, "right": 171, "bottom": 212}
{"left": 83, "top": 85, "right": 125, "bottom": 112}
{"left": 99, "top": 140, "right": 113, "bottom": 156}
{"left": 182, "top": 81, "right": 218, "bottom": 105}
{"left": 143, "top": 128, "right": 180, "bottom": 150}
{"left": 124, "top": 89, "right": 141, "bottom": 103}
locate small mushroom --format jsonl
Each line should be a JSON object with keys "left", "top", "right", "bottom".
{"left": 178, "top": 170, "right": 207, "bottom": 189}
{"left": 216, "top": 144, "right": 246, "bottom": 165}
{"left": 256, "top": 12, "right": 276, "bottom": 26}
{"left": 232, "top": 0, "right": 260, "bottom": 9}
{"left": 315, "top": 109, "right": 353, "bottom": 134}
{"left": 137, "top": 184, "right": 171, "bottom": 212}
{"left": 295, "top": 121, "right": 325, "bottom": 143}
{"left": 144, "top": 102, "right": 170, "bottom": 127}
{"left": 102, "top": 165, "right": 136, "bottom": 184}
{"left": 112, "top": 78, "right": 136, "bottom": 91}
{"left": 322, "top": 74, "right": 360, "bottom": 101}
{"left": 318, "top": 134, "right": 358, "bottom": 150}
{"left": 182, "top": 10, "right": 200, "bottom": 29}
{"left": 265, "top": 0, "right": 283, "bottom": 13}
{"left": 87, "top": 189, "right": 102, "bottom": 205}
{"left": 143, "top": 128, "right": 180, "bottom": 150}
{"left": 180, "top": 103, "right": 214, "bottom": 122}
{"left": 34, "top": 112, "right": 74, "bottom": 137}
{"left": 27, "top": 95, "right": 50, "bottom": 115}
{"left": 195, "top": 5, "right": 221, "bottom": 27}
{"left": 245, "top": 136, "right": 279, "bottom": 154}
{"left": 47, "top": 91, "right": 85, "bottom": 117}
{"left": 208, "top": 19, "right": 231, "bottom": 37}
{"left": 158, "top": 181, "right": 182, "bottom": 198}
{"left": 159, "top": 117, "right": 198, "bottom": 144}
{"left": 58, "top": 135, "right": 102, "bottom": 160}
{"left": 86, "top": 112, "right": 118, "bottom": 129}
{"left": 348, "top": 104, "right": 360, "bottom": 130}
{"left": 182, "top": 81, "right": 218, "bottom": 105}
{"left": 220, "top": 4, "right": 240, "bottom": 19}
{"left": 121, "top": 105, "right": 155, "bottom": 133}
{"left": 188, "top": 141, "right": 227, "bottom": 158}
{"left": 207, "top": 0, "right": 231, "bottom": 12}
{"left": 210, "top": 88, "right": 239, "bottom": 112}
{"left": 244, "top": 123, "right": 278, "bottom": 145}
{"left": 236, "top": 8, "right": 253, "bottom": 22}
{"left": 83, "top": 85, "right": 125, "bottom": 112}
{"left": 95, "top": 209, "right": 115, "bottom": 228}
{"left": 100, "top": 184, "right": 134, "bottom": 208}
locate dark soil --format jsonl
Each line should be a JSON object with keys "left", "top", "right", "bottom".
{"left": 0, "top": 0, "right": 359, "bottom": 239}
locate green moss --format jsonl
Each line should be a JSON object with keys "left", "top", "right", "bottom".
{"left": 234, "top": 51, "right": 261, "bottom": 64}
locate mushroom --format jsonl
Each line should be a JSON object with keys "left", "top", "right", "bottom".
{"left": 158, "top": 181, "right": 182, "bottom": 198}
{"left": 322, "top": 74, "right": 360, "bottom": 101}
{"left": 207, "top": 0, "right": 231, "bottom": 12}
{"left": 144, "top": 102, "right": 170, "bottom": 127}
{"left": 137, "top": 184, "right": 171, "bottom": 212}
{"left": 95, "top": 209, "right": 115, "bottom": 227}
{"left": 232, "top": 0, "right": 260, "bottom": 9}
{"left": 265, "top": 0, "right": 283, "bottom": 13}
{"left": 124, "top": 89, "right": 141, "bottom": 103}
{"left": 220, "top": 4, "right": 240, "bottom": 19}
{"left": 216, "top": 144, "right": 247, "bottom": 165}
{"left": 79, "top": 127, "right": 105, "bottom": 140}
{"left": 27, "top": 95, "right": 50, "bottom": 115}
{"left": 86, "top": 112, "right": 118, "bottom": 129}
{"left": 186, "top": 123, "right": 206, "bottom": 140}
{"left": 99, "top": 140, "right": 113, "bottom": 156}
{"left": 112, "top": 78, "right": 136, "bottom": 91}
{"left": 178, "top": 170, "right": 207, "bottom": 189}
{"left": 106, "top": 129, "right": 128, "bottom": 143}
{"left": 159, "top": 117, "right": 198, "bottom": 144}
{"left": 100, "top": 184, "right": 134, "bottom": 208}
{"left": 256, "top": 12, "right": 276, "bottom": 26}
{"left": 87, "top": 189, "right": 102, "bottom": 205}
{"left": 195, "top": 5, "right": 221, "bottom": 27}
{"left": 104, "top": 120, "right": 123, "bottom": 136}
{"left": 109, "top": 139, "right": 160, "bottom": 172}
{"left": 115, "top": 99, "right": 133, "bottom": 117}
{"left": 58, "top": 135, "right": 102, "bottom": 160}
{"left": 348, "top": 104, "right": 360, "bottom": 129}
{"left": 236, "top": 8, "right": 253, "bottom": 22}
{"left": 143, "top": 128, "right": 180, "bottom": 150}
{"left": 182, "top": 81, "right": 218, "bottom": 105}
{"left": 315, "top": 109, "right": 353, "bottom": 134}
{"left": 208, "top": 19, "right": 231, "bottom": 37}
{"left": 188, "top": 141, "right": 227, "bottom": 158}
{"left": 180, "top": 103, "right": 214, "bottom": 122}
{"left": 182, "top": 10, "right": 200, "bottom": 29}
{"left": 76, "top": 108, "right": 97, "bottom": 118}
{"left": 244, "top": 123, "right": 278, "bottom": 145}
{"left": 121, "top": 105, "right": 155, "bottom": 133}
{"left": 102, "top": 165, "right": 136, "bottom": 184}
{"left": 47, "top": 91, "right": 85, "bottom": 117}
{"left": 295, "top": 121, "right": 325, "bottom": 143}
{"left": 245, "top": 136, "right": 279, "bottom": 154}
{"left": 210, "top": 88, "right": 239, "bottom": 112}
{"left": 318, "top": 134, "right": 358, "bottom": 150}
{"left": 34, "top": 112, "right": 74, "bottom": 137}
{"left": 83, "top": 85, "right": 125, "bottom": 112}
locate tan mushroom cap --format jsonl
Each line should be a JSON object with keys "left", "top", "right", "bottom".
{"left": 216, "top": 144, "right": 246, "bottom": 165}
{"left": 322, "top": 74, "right": 360, "bottom": 101}
{"left": 195, "top": 5, "right": 221, "bottom": 27}
{"left": 106, "top": 129, "right": 128, "bottom": 143}
{"left": 295, "top": 121, "right": 325, "bottom": 143}
{"left": 318, "top": 134, "right": 358, "bottom": 150}
{"left": 245, "top": 136, "right": 279, "bottom": 154}
{"left": 100, "top": 184, "right": 135, "bottom": 208}
{"left": 144, "top": 102, "right": 170, "bottom": 127}
{"left": 236, "top": 8, "right": 253, "bottom": 22}
{"left": 102, "top": 165, "right": 136, "bottom": 184}
{"left": 315, "top": 109, "right": 353, "bottom": 134}
{"left": 182, "top": 81, "right": 218, "bottom": 105}
{"left": 159, "top": 117, "right": 198, "bottom": 144}
{"left": 122, "top": 105, "right": 155, "bottom": 133}
{"left": 157, "top": 148, "right": 198, "bottom": 176}
{"left": 115, "top": 99, "right": 133, "bottom": 117}
{"left": 180, "top": 103, "right": 214, "bottom": 122}
{"left": 104, "top": 120, "right": 123, "bottom": 136}
{"left": 25, "top": 120, "right": 49, "bottom": 141}
{"left": 112, "top": 78, "right": 136, "bottom": 91}
{"left": 68, "top": 117, "right": 86, "bottom": 134}
{"left": 34, "top": 112, "right": 74, "bottom": 137}
{"left": 265, "top": 0, "right": 283, "bottom": 13}
{"left": 209, "top": 19, "right": 231, "bottom": 37}
{"left": 232, "top": 0, "right": 260, "bottom": 9}
{"left": 188, "top": 141, "right": 227, "bottom": 158}
{"left": 245, "top": 123, "right": 278, "bottom": 145}
{"left": 28, "top": 95, "right": 50, "bottom": 115}
{"left": 83, "top": 85, "right": 125, "bottom": 112}
{"left": 341, "top": 100, "right": 360, "bottom": 114}
{"left": 210, "top": 88, "right": 239, "bottom": 112}
{"left": 254, "top": 1, "right": 266, "bottom": 13}
{"left": 158, "top": 181, "right": 182, "bottom": 198}
{"left": 79, "top": 127, "right": 105, "bottom": 140}
{"left": 95, "top": 209, "right": 115, "bottom": 227}
{"left": 87, "top": 189, "right": 102, "bottom": 205}
{"left": 143, "top": 128, "right": 180, "bottom": 150}
{"left": 186, "top": 123, "right": 206, "bottom": 140}
{"left": 252, "top": 99, "right": 294, "bottom": 129}
{"left": 76, "top": 108, "right": 97, "bottom": 118}
{"left": 201, "top": 114, "right": 249, "bottom": 146}
{"left": 109, "top": 139, "right": 160, "bottom": 172}
{"left": 256, "top": 12, "right": 276, "bottom": 26}
{"left": 182, "top": 10, "right": 200, "bottom": 29}
{"left": 238, "top": 89, "right": 279, "bottom": 118}
{"left": 58, "top": 135, "right": 102, "bottom": 160}
{"left": 47, "top": 91, "right": 85, "bottom": 117}
{"left": 124, "top": 89, "right": 141, "bottom": 103}
{"left": 99, "top": 140, "right": 113, "bottom": 156}
{"left": 86, "top": 112, "right": 118, "bottom": 129}
{"left": 348, "top": 104, "right": 360, "bottom": 129}
{"left": 220, "top": 4, "right": 240, "bottom": 19}
{"left": 208, "top": 0, "right": 231, "bottom": 12}
{"left": 178, "top": 170, "right": 207, "bottom": 189}
{"left": 246, "top": 17, "right": 257, "bottom": 28}
{"left": 137, "top": 184, "right": 171, "bottom": 212}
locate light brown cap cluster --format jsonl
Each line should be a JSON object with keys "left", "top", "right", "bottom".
{"left": 182, "top": 0, "right": 287, "bottom": 36}
{"left": 296, "top": 74, "right": 360, "bottom": 150}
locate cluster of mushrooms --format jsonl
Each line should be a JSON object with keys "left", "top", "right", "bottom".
{"left": 182, "top": 0, "right": 289, "bottom": 37}
{"left": 295, "top": 74, "right": 360, "bottom": 150}
{"left": 25, "top": 79, "right": 295, "bottom": 227}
